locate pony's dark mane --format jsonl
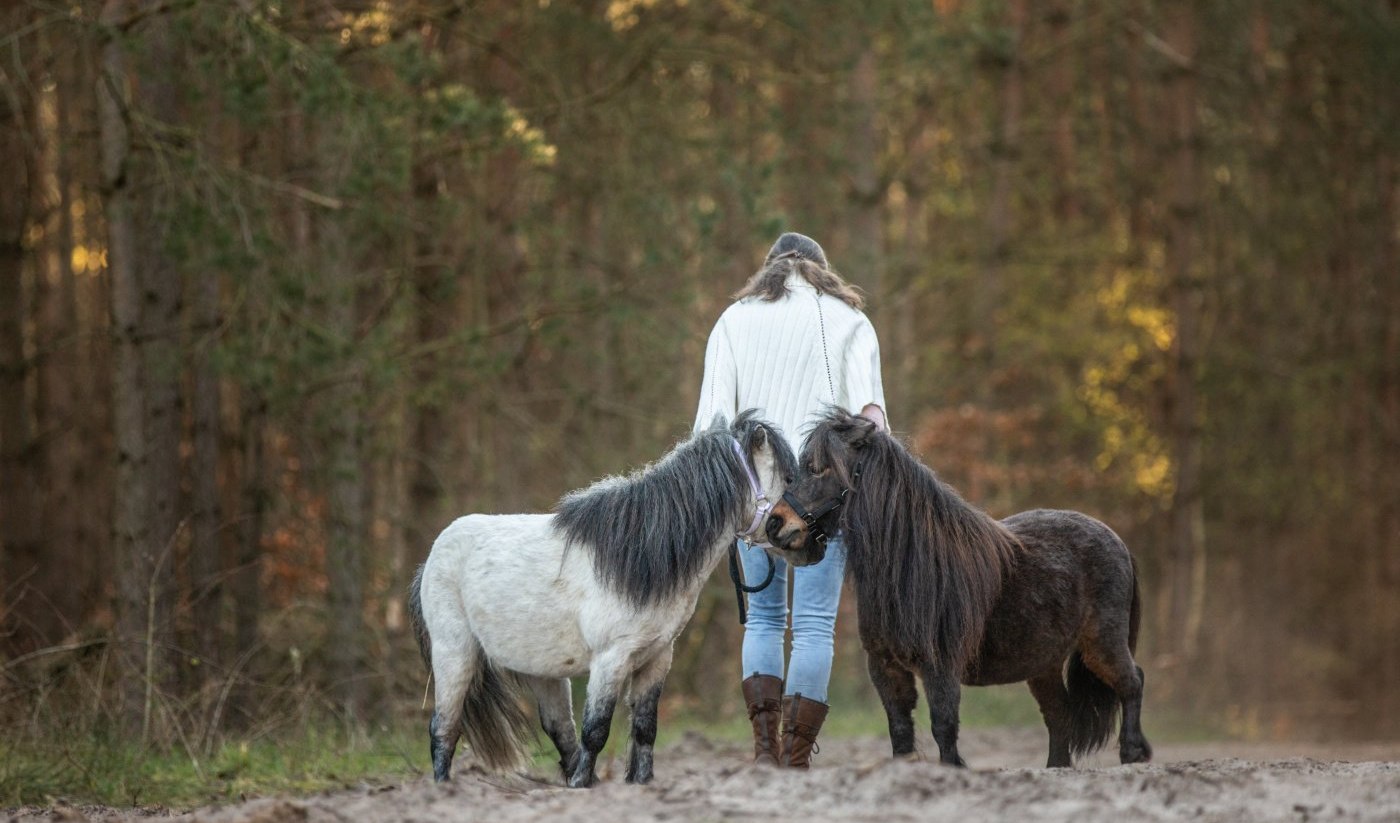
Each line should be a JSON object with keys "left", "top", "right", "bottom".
{"left": 553, "top": 410, "right": 794, "bottom": 607}
{"left": 806, "top": 412, "right": 1020, "bottom": 671}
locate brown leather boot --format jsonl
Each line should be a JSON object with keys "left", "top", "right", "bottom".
{"left": 741, "top": 674, "right": 783, "bottom": 766}
{"left": 780, "top": 693, "right": 829, "bottom": 769}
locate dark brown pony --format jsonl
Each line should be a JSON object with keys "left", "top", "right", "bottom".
{"left": 765, "top": 410, "right": 1152, "bottom": 768}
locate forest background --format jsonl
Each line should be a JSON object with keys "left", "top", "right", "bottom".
{"left": 1, "top": 0, "right": 1398, "bottom": 803}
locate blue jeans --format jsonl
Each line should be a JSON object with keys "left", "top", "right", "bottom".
{"left": 737, "top": 536, "right": 847, "bottom": 703}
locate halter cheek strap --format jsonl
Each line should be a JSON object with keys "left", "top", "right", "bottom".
{"left": 730, "top": 438, "right": 775, "bottom": 549}
{"left": 728, "top": 437, "right": 779, "bottom": 624}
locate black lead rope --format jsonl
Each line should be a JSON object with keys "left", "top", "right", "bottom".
{"left": 727, "top": 543, "right": 776, "bottom": 625}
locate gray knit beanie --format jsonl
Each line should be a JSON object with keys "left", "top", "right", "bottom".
{"left": 764, "top": 232, "right": 828, "bottom": 269}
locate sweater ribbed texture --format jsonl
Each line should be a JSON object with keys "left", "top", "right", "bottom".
{"left": 694, "top": 275, "right": 887, "bottom": 454}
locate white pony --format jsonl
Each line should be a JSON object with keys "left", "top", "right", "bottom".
{"left": 409, "top": 411, "right": 794, "bottom": 787}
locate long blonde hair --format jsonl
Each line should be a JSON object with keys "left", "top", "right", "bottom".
{"left": 732, "top": 255, "right": 865, "bottom": 309}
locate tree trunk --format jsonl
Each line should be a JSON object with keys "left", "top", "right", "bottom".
{"left": 324, "top": 289, "right": 367, "bottom": 721}
{"left": 101, "top": 0, "right": 185, "bottom": 737}
{"left": 1161, "top": 0, "right": 1206, "bottom": 663}
{"left": 314, "top": 120, "right": 367, "bottom": 721}
{"left": 847, "top": 47, "right": 884, "bottom": 311}
{"left": 35, "top": 27, "right": 93, "bottom": 646}
{"left": 230, "top": 388, "right": 267, "bottom": 723}
{"left": 0, "top": 3, "right": 39, "bottom": 652}
{"left": 101, "top": 0, "right": 157, "bottom": 732}
{"left": 980, "top": 0, "right": 1027, "bottom": 400}
{"left": 406, "top": 23, "right": 455, "bottom": 586}
{"left": 1045, "top": 0, "right": 1079, "bottom": 222}
{"left": 189, "top": 251, "right": 223, "bottom": 675}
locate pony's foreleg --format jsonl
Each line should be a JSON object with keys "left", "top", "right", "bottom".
{"left": 918, "top": 664, "right": 968, "bottom": 768}
{"left": 568, "top": 649, "right": 630, "bottom": 788}
{"left": 624, "top": 646, "right": 673, "bottom": 785}
{"left": 866, "top": 651, "right": 919, "bottom": 759}
{"left": 522, "top": 674, "right": 580, "bottom": 781}
{"left": 1027, "top": 670, "right": 1074, "bottom": 768}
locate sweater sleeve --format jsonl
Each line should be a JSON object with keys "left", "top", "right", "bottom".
{"left": 842, "top": 315, "right": 887, "bottom": 425}
{"left": 694, "top": 313, "right": 738, "bottom": 433}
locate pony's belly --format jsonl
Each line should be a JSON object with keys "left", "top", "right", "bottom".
{"left": 463, "top": 597, "right": 592, "bottom": 678}
{"left": 469, "top": 612, "right": 592, "bottom": 677}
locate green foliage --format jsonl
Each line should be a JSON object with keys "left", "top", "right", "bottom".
{"left": 0, "top": 726, "right": 423, "bottom": 808}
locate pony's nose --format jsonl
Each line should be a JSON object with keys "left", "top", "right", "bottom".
{"left": 765, "top": 514, "right": 785, "bottom": 543}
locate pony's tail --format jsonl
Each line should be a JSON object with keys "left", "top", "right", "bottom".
{"left": 1065, "top": 649, "right": 1120, "bottom": 760}
{"left": 408, "top": 564, "right": 431, "bottom": 669}
{"left": 461, "top": 658, "right": 533, "bottom": 771}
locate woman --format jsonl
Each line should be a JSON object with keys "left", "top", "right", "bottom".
{"left": 694, "top": 232, "right": 886, "bottom": 769}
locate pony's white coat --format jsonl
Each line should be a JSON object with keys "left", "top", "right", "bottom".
{"left": 421, "top": 513, "right": 707, "bottom": 683}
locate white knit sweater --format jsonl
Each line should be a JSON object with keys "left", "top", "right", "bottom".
{"left": 693, "top": 274, "right": 887, "bottom": 454}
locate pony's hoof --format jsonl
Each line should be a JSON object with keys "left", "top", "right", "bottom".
{"left": 625, "top": 771, "right": 653, "bottom": 785}
{"left": 893, "top": 751, "right": 924, "bottom": 763}
{"left": 567, "top": 771, "right": 597, "bottom": 789}
{"left": 1120, "top": 740, "right": 1153, "bottom": 764}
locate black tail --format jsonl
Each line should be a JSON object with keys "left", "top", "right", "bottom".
{"left": 460, "top": 660, "right": 534, "bottom": 771}
{"left": 409, "top": 564, "right": 431, "bottom": 669}
{"left": 1065, "top": 650, "right": 1120, "bottom": 759}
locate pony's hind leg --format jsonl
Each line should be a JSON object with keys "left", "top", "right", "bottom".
{"left": 866, "top": 651, "right": 919, "bottom": 759}
{"left": 427, "top": 631, "right": 480, "bottom": 782}
{"left": 1026, "top": 671, "right": 1073, "bottom": 768}
{"left": 1079, "top": 642, "right": 1152, "bottom": 764}
{"left": 523, "top": 675, "right": 580, "bottom": 781}
{"left": 625, "top": 646, "right": 673, "bottom": 785}
{"left": 918, "top": 663, "right": 968, "bottom": 767}
{"left": 1118, "top": 664, "right": 1152, "bottom": 764}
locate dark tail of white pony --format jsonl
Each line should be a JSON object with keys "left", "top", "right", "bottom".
{"left": 409, "top": 564, "right": 432, "bottom": 668}
{"left": 409, "top": 564, "right": 533, "bottom": 771}
{"left": 459, "top": 660, "right": 533, "bottom": 771}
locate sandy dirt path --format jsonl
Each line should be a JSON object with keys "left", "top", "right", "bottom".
{"left": 10, "top": 728, "right": 1400, "bottom": 823}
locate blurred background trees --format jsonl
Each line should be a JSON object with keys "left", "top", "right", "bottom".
{"left": 1, "top": 0, "right": 1397, "bottom": 746}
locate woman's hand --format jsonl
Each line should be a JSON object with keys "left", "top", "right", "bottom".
{"left": 859, "top": 403, "right": 887, "bottom": 432}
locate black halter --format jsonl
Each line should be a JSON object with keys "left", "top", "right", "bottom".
{"left": 781, "top": 462, "right": 863, "bottom": 547}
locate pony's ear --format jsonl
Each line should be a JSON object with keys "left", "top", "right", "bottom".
{"left": 847, "top": 414, "right": 878, "bottom": 449}
{"left": 709, "top": 412, "right": 730, "bottom": 431}
{"left": 751, "top": 425, "right": 769, "bottom": 450}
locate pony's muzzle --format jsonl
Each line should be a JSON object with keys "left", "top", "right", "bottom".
{"left": 764, "top": 505, "right": 825, "bottom": 566}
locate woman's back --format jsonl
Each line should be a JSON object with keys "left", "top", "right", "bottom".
{"left": 696, "top": 271, "right": 883, "bottom": 454}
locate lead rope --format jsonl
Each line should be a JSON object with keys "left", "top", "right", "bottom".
{"left": 729, "top": 542, "right": 776, "bottom": 625}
